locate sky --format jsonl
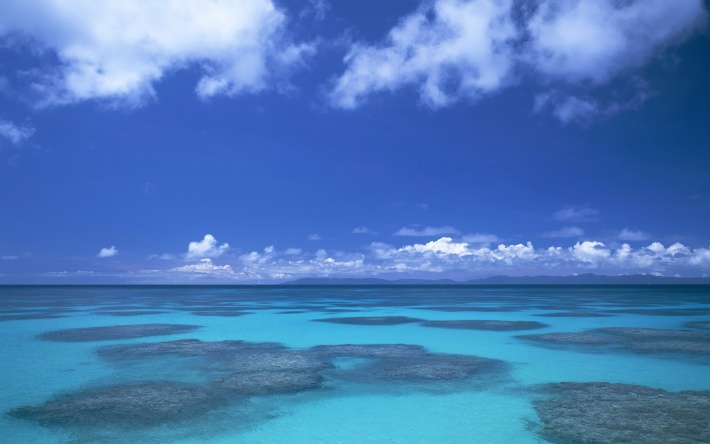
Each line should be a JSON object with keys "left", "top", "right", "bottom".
{"left": 1, "top": 0, "right": 709, "bottom": 284}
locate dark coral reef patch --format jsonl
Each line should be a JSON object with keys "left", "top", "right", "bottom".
{"left": 11, "top": 338, "right": 509, "bottom": 430}
{"left": 421, "top": 319, "right": 548, "bottom": 331}
{"left": 311, "top": 316, "right": 423, "bottom": 325}
{"left": 38, "top": 324, "right": 201, "bottom": 342}
{"left": 534, "top": 311, "right": 612, "bottom": 318}
{"left": 683, "top": 321, "right": 710, "bottom": 331}
{"left": 8, "top": 381, "right": 216, "bottom": 428}
{"left": 311, "top": 343, "right": 507, "bottom": 384}
{"left": 518, "top": 327, "right": 710, "bottom": 360}
{"left": 534, "top": 382, "right": 710, "bottom": 444}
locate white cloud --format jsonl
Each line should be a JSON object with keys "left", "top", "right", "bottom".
{"left": 618, "top": 228, "right": 650, "bottom": 241}
{"left": 171, "top": 258, "right": 235, "bottom": 276}
{"left": 0, "top": 0, "right": 314, "bottom": 106}
{"left": 2, "top": 255, "right": 19, "bottom": 260}
{"left": 553, "top": 206, "right": 599, "bottom": 222}
{"left": 400, "top": 237, "right": 472, "bottom": 257}
{"left": 526, "top": 0, "right": 706, "bottom": 84}
{"left": 330, "top": 0, "right": 517, "bottom": 109}
{"left": 98, "top": 246, "right": 118, "bottom": 258}
{"left": 51, "top": 238, "right": 710, "bottom": 282}
{"left": 0, "top": 118, "right": 35, "bottom": 145}
{"left": 330, "top": 0, "right": 706, "bottom": 121}
{"left": 542, "top": 226, "right": 584, "bottom": 238}
{"left": 395, "top": 225, "right": 460, "bottom": 236}
{"left": 308, "top": 233, "right": 322, "bottom": 241}
{"left": 569, "top": 241, "right": 610, "bottom": 264}
{"left": 186, "top": 234, "right": 229, "bottom": 260}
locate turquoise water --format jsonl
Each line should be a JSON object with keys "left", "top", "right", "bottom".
{"left": 1, "top": 285, "right": 709, "bottom": 443}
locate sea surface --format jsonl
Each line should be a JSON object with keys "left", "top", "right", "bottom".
{"left": 1, "top": 285, "right": 709, "bottom": 443}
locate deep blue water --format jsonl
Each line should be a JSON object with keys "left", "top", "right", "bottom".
{"left": 1, "top": 285, "right": 709, "bottom": 443}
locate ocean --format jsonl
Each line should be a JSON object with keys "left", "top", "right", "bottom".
{"left": 1, "top": 285, "right": 709, "bottom": 443}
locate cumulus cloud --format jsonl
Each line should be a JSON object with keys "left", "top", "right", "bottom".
{"left": 553, "top": 206, "right": 599, "bottom": 222}
{"left": 0, "top": 0, "right": 314, "bottom": 106}
{"left": 618, "top": 228, "right": 650, "bottom": 241}
{"left": 186, "top": 234, "right": 229, "bottom": 260}
{"left": 330, "top": 0, "right": 706, "bottom": 121}
{"left": 171, "top": 258, "right": 235, "bottom": 276}
{"left": 395, "top": 225, "right": 460, "bottom": 236}
{"left": 542, "top": 226, "right": 584, "bottom": 238}
{"left": 330, "top": 0, "right": 517, "bottom": 109}
{"left": 400, "top": 237, "right": 472, "bottom": 257}
{"left": 0, "top": 119, "right": 35, "bottom": 145}
{"left": 526, "top": 0, "right": 706, "bottom": 84}
{"left": 569, "top": 241, "right": 610, "bottom": 264}
{"left": 98, "top": 246, "right": 118, "bottom": 258}
{"left": 74, "top": 238, "right": 710, "bottom": 283}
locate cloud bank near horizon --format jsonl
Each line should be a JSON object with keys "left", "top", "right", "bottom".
{"left": 38, "top": 236, "right": 710, "bottom": 283}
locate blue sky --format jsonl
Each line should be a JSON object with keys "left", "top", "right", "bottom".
{"left": 1, "top": 0, "right": 709, "bottom": 283}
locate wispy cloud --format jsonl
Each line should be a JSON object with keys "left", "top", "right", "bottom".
{"left": 460, "top": 233, "right": 501, "bottom": 246}
{"left": 394, "top": 226, "right": 460, "bottom": 236}
{"left": 330, "top": 0, "right": 516, "bottom": 109}
{"left": 0, "top": 0, "right": 314, "bottom": 107}
{"left": 98, "top": 246, "right": 118, "bottom": 258}
{"left": 553, "top": 206, "right": 600, "bottom": 222}
{"left": 542, "top": 226, "right": 584, "bottom": 238}
{"left": 330, "top": 0, "right": 706, "bottom": 121}
{"left": 0, "top": 118, "right": 34, "bottom": 145}
{"left": 308, "top": 234, "right": 322, "bottom": 241}
{"left": 186, "top": 234, "right": 229, "bottom": 260}
{"left": 353, "top": 226, "right": 377, "bottom": 235}
{"left": 618, "top": 228, "right": 651, "bottom": 241}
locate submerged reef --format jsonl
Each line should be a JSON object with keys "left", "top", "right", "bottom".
{"left": 534, "top": 311, "right": 612, "bottom": 318}
{"left": 213, "top": 370, "right": 323, "bottom": 396}
{"left": 312, "top": 343, "right": 507, "bottom": 383}
{"left": 311, "top": 316, "right": 423, "bottom": 325}
{"left": 190, "top": 310, "right": 253, "bottom": 317}
{"left": 11, "top": 339, "right": 508, "bottom": 430}
{"left": 418, "top": 306, "right": 521, "bottom": 312}
{"left": 420, "top": 320, "right": 548, "bottom": 331}
{"left": 606, "top": 307, "right": 710, "bottom": 316}
{"left": 94, "top": 310, "right": 169, "bottom": 317}
{"left": 518, "top": 327, "right": 710, "bottom": 360}
{"left": 685, "top": 321, "right": 710, "bottom": 330}
{"left": 38, "top": 324, "right": 201, "bottom": 342}
{"left": 8, "top": 382, "right": 216, "bottom": 427}
{"left": 0, "top": 313, "right": 66, "bottom": 322}
{"left": 534, "top": 382, "right": 710, "bottom": 444}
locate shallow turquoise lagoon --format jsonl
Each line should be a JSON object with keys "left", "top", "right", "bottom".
{"left": 1, "top": 285, "right": 709, "bottom": 443}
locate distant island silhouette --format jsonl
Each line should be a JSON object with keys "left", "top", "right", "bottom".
{"left": 282, "top": 273, "right": 710, "bottom": 285}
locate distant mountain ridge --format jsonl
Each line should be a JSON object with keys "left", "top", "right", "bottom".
{"left": 282, "top": 273, "right": 710, "bottom": 285}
